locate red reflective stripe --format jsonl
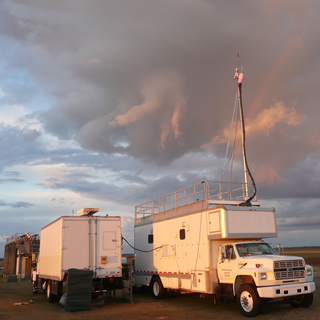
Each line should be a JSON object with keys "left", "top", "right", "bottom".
{"left": 93, "top": 274, "right": 120, "bottom": 279}
{"left": 137, "top": 270, "right": 193, "bottom": 275}
{"left": 135, "top": 271, "right": 195, "bottom": 276}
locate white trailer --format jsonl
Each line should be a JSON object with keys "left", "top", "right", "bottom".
{"left": 134, "top": 181, "right": 316, "bottom": 317}
{"left": 33, "top": 209, "right": 123, "bottom": 301}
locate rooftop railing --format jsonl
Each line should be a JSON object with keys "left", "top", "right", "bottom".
{"left": 135, "top": 180, "right": 257, "bottom": 219}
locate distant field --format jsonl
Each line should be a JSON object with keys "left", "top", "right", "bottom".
{"left": 285, "top": 248, "right": 320, "bottom": 267}
{"left": 285, "top": 248, "right": 320, "bottom": 253}
{"left": 285, "top": 252, "right": 320, "bottom": 259}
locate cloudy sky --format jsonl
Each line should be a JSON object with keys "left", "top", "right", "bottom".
{"left": 0, "top": 0, "right": 319, "bottom": 257}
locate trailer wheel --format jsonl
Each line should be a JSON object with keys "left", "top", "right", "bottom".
{"left": 237, "top": 284, "right": 262, "bottom": 317}
{"left": 151, "top": 276, "right": 167, "bottom": 299}
{"left": 46, "top": 280, "right": 54, "bottom": 302}
{"left": 290, "top": 293, "right": 313, "bottom": 308}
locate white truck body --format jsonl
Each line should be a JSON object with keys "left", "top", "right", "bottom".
{"left": 37, "top": 215, "right": 122, "bottom": 281}
{"left": 134, "top": 181, "right": 315, "bottom": 315}
{"left": 135, "top": 205, "right": 276, "bottom": 292}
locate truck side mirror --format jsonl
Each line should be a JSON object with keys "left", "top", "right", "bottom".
{"left": 220, "top": 246, "right": 226, "bottom": 261}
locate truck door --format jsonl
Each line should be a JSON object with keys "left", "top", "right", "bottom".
{"left": 217, "top": 245, "right": 237, "bottom": 284}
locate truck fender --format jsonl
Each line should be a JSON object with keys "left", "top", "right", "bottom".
{"left": 152, "top": 274, "right": 168, "bottom": 288}
{"left": 234, "top": 275, "right": 255, "bottom": 296}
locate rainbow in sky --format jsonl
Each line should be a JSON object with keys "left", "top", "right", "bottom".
{"left": 245, "top": 39, "right": 298, "bottom": 120}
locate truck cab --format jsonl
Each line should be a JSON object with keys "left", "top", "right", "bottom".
{"left": 218, "top": 241, "right": 315, "bottom": 316}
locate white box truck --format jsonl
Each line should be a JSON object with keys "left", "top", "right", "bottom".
{"left": 134, "top": 181, "right": 316, "bottom": 317}
{"left": 32, "top": 209, "right": 123, "bottom": 301}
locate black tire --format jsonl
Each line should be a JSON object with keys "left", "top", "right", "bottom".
{"left": 290, "top": 293, "right": 313, "bottom": 308}
{"left": 150, "top": 276, "right": 167, "bottom": 299}
{"left": 237, "top": 284, "right": 262, "bottom": 317}
{"left": 46, "top": 280, "right": 55, "bottom": 302}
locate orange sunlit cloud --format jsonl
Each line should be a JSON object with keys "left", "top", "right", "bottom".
{"left": 109, "top": 68, "right": 186, "bottom": 150}
{"left": 201, "top": 102, "right": 305, "bottom": 149}
{"left": 253, "top": 165, "right": 286, "bottom": 186}
{"left": 246, "top": 102, "right": 304, "bottom": 135}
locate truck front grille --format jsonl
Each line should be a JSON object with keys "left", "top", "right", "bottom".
{"left": 274, "top": 260, "right": 305, "bottom": 280}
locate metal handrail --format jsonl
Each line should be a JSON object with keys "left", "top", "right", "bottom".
{"left": 135, "top": 180, "right": 257, "bottom": 219}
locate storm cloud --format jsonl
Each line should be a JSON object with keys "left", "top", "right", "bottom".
{"left": 0, "top": 1, "right": 320, "bottom": 253}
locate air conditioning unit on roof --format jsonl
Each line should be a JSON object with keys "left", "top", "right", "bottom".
{"left": 77, "top": 208, "right": 99, "bottom": 216}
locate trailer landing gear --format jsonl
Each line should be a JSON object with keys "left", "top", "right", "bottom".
{"left": 46, "top": 280, "right": 54, "bottom": 302}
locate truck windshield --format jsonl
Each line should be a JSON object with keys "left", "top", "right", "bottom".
{"left": 236, "top": 243, "right": 278, "bottom": 257}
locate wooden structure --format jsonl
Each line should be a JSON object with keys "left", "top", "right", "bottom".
{"left": 3, "top": 233, "right": 40, "bottom": 279}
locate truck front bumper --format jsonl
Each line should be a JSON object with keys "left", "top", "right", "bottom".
{"left": 257, "top": 282, "right": 316, "bottom": 298}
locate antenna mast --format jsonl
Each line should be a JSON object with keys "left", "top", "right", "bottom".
{"left": 234, "top": 55, "right": 249, "bottom": 197}
{"left": 234, "top": 53, "right": 257, "bottom": 206}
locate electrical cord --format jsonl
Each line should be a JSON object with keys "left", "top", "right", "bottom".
{"left": 122, "top": 236, "right": 163, "bottom": 253}
{"left": 238, "top": 82, "right": 257, "bottom": 206}
{"left": 189, "top": 192, "right": 205, "bottom": 291}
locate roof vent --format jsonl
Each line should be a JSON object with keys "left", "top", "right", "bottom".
{"left": 77, "top": 208, "right": 99, "bottom": 216}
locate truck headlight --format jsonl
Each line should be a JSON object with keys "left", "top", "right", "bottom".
{"left": 307, "top": 269, "right": 313, "bottom": 277}
{"left": 259, "top": 273, "right": 267, "bottom": 280}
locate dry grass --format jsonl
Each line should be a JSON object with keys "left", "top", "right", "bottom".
{"left": 0, "top": 274, "right": 319, "bottom": 320}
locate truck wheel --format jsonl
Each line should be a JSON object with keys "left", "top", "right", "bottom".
{"left": 237, "top": 284, "right": 262, "bottom": 317}
{"left": 290, "top": 293, "right": 313, "bottom": 308}
{"left": 46, "top": 280, "right": 54, "bottom": 302}
{"left": 151, "top": 276, "right": 167, "bottom": 299}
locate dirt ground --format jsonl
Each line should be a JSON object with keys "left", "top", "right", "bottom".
{"left": 0, "top": 271, "right": 319, "bottom": 320}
